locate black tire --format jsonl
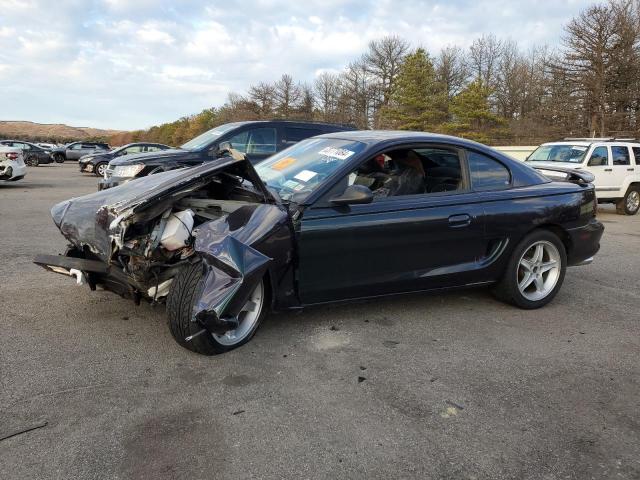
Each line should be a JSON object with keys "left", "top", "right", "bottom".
{"left": 615, "top": 186, "right": 640, "bottom": 215}
{"left": 54, "top": 154, "right": 65, "bottom": 163}
{"left": 95, "top": 162, "right": 108, "bottom": 177}
{"left": 491, "top": 229, "right": 567, "bottom": 309}
{"left": 26, "top": 155, "right": 38, "bottom": 167}
{"left": 166, "top": 260, "right": 268, "bottom": 355}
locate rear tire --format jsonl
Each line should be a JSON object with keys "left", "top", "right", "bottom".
{"left": 616, "top": 186, "right": 640, "bottom": 215}
{"left": 492, "top": 229, "right": 567, "bottom": 309}
{"left": 26, "top": 155, "right": 39, "bottom": 167}
{"left": 54, "top": 154, "right": 65, "bottom": 163}
{"left": 166, "top": 260, "right": 268, "bottom": 355}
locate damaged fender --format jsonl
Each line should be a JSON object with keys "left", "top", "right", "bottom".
{"left": 187, "top": 203, "right": 291, "bottom": 335}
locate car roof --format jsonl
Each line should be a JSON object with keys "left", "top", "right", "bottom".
{"left": 316, "top": 130, "right": 494, "bottom": 148}
{"left": 1, "top": 139, "right": 40, "bottom": 147}
{"left": 542, "top": 140, "right": 640, "bottom": 147}
{"left": 222, "top": 120, "right": 355, "bottom": 130}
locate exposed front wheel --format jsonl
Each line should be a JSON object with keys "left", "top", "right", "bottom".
{"left": 54, "top": 154, "right": 65, "bottom": 163}
{"left": 616, "top": 187, "right": 640, "bottom": 215}
{"left": 492, "top": 230, "right": 567, "bottom": 309}
{"left": 166, "top": 261, "right": 268, "bottom": 355}
{"left": 95, "top": 162, "right": 108, "bottom": 177}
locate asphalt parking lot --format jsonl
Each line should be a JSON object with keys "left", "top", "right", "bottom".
{"left": 1, "top": 163, "right": 639, "bottom": 480}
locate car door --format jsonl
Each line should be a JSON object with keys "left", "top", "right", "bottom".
{"left": 66, "top": 144, "right": 84, "bottom": 160}
{"left": 585, "top": 145, "right": 617, "bottom": 195}
{"left": 296, "top": 144, "right": 486, "bottom": 304}
{"left": 610, "top": 145, "right": 635, "bottom": 191}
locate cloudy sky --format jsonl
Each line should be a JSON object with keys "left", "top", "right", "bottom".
{"left": 0, "top": 0, "right": 592, "bottom": 130}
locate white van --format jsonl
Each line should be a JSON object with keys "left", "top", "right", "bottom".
{"left": 526, "top": 139, "right": 640, "bottom": 215}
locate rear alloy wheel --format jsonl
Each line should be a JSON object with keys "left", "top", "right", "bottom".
{"left": 95, "top": 162, "right": 108, "bottom": 177}
{"left": 54, "top": 154, "right": 65, "bottom": 163}
{"left": 166, "top": 261, "right": 268, "bottom": 355}
{"left": 26, "top": 156, "right": 39, "bottom": 167}
{"left": 492, "top": 230, "right": 567, "bottom": 309}
{"left": 616, "top": 187, "right": 640, "bottom": 215}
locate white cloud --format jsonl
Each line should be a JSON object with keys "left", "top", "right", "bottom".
{"left": 0, "top": 0, "right": 595, "bottom": 130}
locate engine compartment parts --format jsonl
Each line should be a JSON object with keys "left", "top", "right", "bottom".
{"left": 160, "top": 210, "right": 194, "bottom": 251}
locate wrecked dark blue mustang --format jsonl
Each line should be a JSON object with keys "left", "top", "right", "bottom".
{"left": 35, "top": 131, "right": 604, "bottom": 355}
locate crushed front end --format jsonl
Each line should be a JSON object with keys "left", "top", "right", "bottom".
{"left": 35, "top": 156, "right": 295, "bottom": 343}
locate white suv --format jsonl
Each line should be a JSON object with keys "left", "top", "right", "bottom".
{"left": 526, "top": 139, "right": 640, "bottom": 215}
{"left": 0, "top": 146, "right": 27, "bottom": 182}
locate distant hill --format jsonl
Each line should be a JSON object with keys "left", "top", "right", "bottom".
{"left": 0, "top": 121, "right": 125, "bottom": 142}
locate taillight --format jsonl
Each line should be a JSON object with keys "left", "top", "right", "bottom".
{"left": 6, "top": 152, "right": 18, "bottom": 161}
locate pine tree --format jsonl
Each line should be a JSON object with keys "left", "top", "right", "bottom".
{"left": 442, "top": 79, "right": 506, "bottom": 143}
{"left": 381, "top": 48, "right": 447, "bottom": 130}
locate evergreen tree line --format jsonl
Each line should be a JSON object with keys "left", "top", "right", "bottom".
{"left": 112, "top": 0, "right": 640, "bottom": 147}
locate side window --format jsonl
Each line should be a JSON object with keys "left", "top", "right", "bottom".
{"left": 632, "top": 147, "right": 640, "bottom": 166}
{"left": 227, "top": 128, "right": 277, "bottom": 154}
{"left": 611, "top": 146, "right": 630, "bottom": 166}
{"left": 467, "top": 151, "right": 511, "bottom": 191}
{"left": 343, "top": 147, "right": 464, "bottom": 200}
{"left": 124, "top": 146, "right": 143, "bottom": 154}
{"left": 588, "top": 146, "right": 609, "bottom": 166}
{"left": 284, "top": 127, "right": 320, "bottom": 144}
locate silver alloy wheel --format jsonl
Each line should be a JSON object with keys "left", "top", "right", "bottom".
{"left": 517, "top": 240, "right": 561, "bottom": 301}
{"left": 213, "top": 280, "right": 264, "bottom": 346}
{"left": 627, "top": 190, "right": 640, "bottom": 213}
{"left": 96, "top": 163, "right": 107, "bottom": 177}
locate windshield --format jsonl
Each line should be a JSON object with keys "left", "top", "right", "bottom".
{"left": 255, "top": 138, "right": 366, "bottom": 202}
{"left": 527, "top": 144, "right": 588, "bottom": 164}
{"left": 180, "top": 123, "right": 240, "bottom": 151}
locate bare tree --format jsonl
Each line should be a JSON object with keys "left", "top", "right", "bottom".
{"left": 248, "top": 82, "right": 276, "bottom": 118}
{"left": 468, "top": 34, "right": 503, "bottom": 88}
{"left": 314, "top": 72, "right": 341, "bottom": 122}
{"left": 273, "top": 74, "right": 302, "bottom": 119}
{"left": 340, "top": 60, "right": 376, "bottom": 128}
{"left": 362, "top": 35, "right": 410, "bottom": 114}
{"left": 435, "top": 45, "right": 469, "bottom": 100}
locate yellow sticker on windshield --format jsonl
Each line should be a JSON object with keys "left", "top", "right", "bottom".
{"left": 271, "top": 157, "right": 296, "bottom": 171}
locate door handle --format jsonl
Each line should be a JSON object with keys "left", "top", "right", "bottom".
{"left": 448, "top": 214, "right": 471, "bottom": 228}
{"left": 627, "top": 168, "right": 635, "bottom": 171}
{"left": 604, "top": 168, "right": 613, "bottom": 172}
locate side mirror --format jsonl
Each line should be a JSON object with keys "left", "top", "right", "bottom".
{"left": 329, "top": 185, "right": 373, "bottom": 206}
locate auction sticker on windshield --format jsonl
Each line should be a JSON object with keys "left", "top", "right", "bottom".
{"left": 318, "top": 147, "right": 355, "bottom": 160}
{"left": 294, "top": 170, "right": 317, "bottom": 182}
{"left": 271, "top": 157, "right": 297, "bottom": 171}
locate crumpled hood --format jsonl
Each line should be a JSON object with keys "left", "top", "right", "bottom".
{"left": 51, "top": 156, "right": 274, "bottom": 261}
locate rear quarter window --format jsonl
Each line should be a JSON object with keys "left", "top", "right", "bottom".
{"left": 468, "top": 151, "right": 511, "bottom": 191}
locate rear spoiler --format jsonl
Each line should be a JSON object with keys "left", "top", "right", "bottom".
{"left": 532, "top": 166, "right": 595, "bottom": 185}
